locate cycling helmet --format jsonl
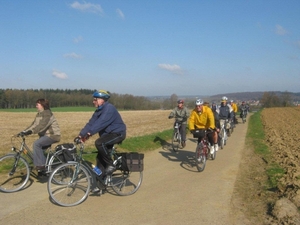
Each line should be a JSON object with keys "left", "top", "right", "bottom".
{"left": 195, "top": 99, "right": 203, "bottom": 106}
{"left": 230, "top": 99, "right": 234, "bottom": 103}
{"left": 221, "top": 96, "right": 228, "bottom": 101}
{"left": 92, "top": 90, "right": 110, "bottom": 100}
{"left": 177, "top": 99, "right": 184, "bottom": 104}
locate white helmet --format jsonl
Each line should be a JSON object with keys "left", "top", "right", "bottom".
{"left": 195, "top": 99, "right": 203, "bottom": 106}
{"left": 230, "top": 99, "right": 234, "bottom": 103}
{"left": 221, "top": 96, "right": 228, "bottom": 101}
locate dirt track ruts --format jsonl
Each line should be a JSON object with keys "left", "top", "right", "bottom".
{"left": 0, "top": 120, "right": 248, "bottom": 225}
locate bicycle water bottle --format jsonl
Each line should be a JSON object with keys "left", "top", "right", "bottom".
{"left": 92, "top": 164, "right": 102, "bottom": 176}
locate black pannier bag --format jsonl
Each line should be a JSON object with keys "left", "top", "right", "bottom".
{"left": 192, "top": 129, "right": 206, "bottom": 138}
{"left": 55, "top": 143, "right": 77, "bottom": 162}
{"left": 116, "top": 152, "right": 144, "bottom": 172}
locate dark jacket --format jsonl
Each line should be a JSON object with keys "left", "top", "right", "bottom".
{"left": 79, "top": 102, "right": 126, "bottom": 137}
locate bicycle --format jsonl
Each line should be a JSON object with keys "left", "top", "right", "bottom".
{"left": 0, "top": 133, "right": 65, "bottom": 193}
{"left": 240, "top": 109, "right": 247, "bottom": 123}
{"left": 47, "top": 141, "right": 143, "bottom": 207}
{"left": 172, "top": 121, "right": 183, "bottom": 152}
{"left": 193, "top": 129, "right": 216, "bottom": 172}
{"left": 219, "top": 119, "right": 228, "bottom": 149}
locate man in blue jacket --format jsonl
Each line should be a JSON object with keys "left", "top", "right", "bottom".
{"left": 75, "top": 90, "right": 126, "bottom": 176}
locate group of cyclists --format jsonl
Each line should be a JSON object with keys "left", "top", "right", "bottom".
{"left": 168, "top": 96, "right": 250, "bottom": 154}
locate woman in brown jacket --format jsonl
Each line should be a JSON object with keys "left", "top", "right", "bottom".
{"left": 20, "top": 99, "right": 61, "bottom": 171}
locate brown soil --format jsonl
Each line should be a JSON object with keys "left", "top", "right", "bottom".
{"left": 231, "top": 107, "right": 300, "bottom": 224}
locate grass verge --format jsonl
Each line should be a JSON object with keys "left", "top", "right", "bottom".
{"left": 247, "top": 110, "right": 284, "bottom": 189}
{"left": 82, "top": 129, "right": 173, "bottom": 162}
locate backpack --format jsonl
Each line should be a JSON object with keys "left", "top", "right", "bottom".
{"left": 55, "top": 143, "right": 77, "bottom": 162}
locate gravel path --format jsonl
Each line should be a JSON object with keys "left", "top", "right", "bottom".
{"left": 0, "top": 121, "right": 248, "bottom": 225}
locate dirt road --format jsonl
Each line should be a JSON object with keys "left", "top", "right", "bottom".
{"left": 0, "top": 121, "right": 248, "bottom": 224}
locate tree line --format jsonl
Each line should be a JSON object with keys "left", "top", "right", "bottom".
{"left": 0, "top": 89, "right": 163, "bottom": 110}
{"left": 260, "top": 91, "right": 294, "bottom": 108}
{"left": 0, "top": 89, "right": 295, "bottom": 110}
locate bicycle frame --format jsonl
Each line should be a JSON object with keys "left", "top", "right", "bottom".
{"left": 172, "top": 121, "right": 182, "bottom": 151}
{"left": 11, "top": 135, "right": 63, "bottom": 173}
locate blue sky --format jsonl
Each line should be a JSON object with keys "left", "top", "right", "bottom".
{"left": 0, "top": 1, "right": 299, "bottom": 96}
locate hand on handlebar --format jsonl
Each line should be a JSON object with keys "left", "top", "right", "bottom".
{"left": 17, "top": 130, "right": 32, "bottom": 137}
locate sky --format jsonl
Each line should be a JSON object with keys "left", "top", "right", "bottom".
{"left": 0, "top": 1, "right": 299, "bottom": 97}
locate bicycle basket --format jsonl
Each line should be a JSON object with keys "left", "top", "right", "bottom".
{"left": 55, "top": 143, "right": 77, "bottom": 162}
{"left": 116, "top": 152, "right": 144, "bottom": 172}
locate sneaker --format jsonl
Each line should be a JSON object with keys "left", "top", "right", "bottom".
{"left": 214, "top": 144, "right": 219, "bottom": 152}
{"left": 90, "top": 187, "right": 100, "bottom": 193}
{"left": 210, "top": 146, "right": 215, "bottom": 155}
{"left": 182, "top": 141, "right": 186, "bottom": 148}
{"left": 35, "top": 166, "right": 46, "bottom": 171}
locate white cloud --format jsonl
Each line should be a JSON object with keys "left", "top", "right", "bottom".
{"left": 70, "top": 1, "right": 103, "bottom": 14}
{"left": 52, "top": 70, "right": 68, "bottom": 79}
{"left": 63, "top": 52, "right": 82, "bottom": 59}
{"left": 158, "top": 64, "right": 184, "bottom": 75}
{"left": 73, "top": 36, "right": 83, "bottom": 43}
{"left": 116, "top": 8, "right": 125, "bottom": 19}
{"left": 275, "top": 24, "right": 287, "bottom": 36}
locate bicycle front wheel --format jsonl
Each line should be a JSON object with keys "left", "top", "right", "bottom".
{"left": 0, "top": 154, "right": 30, "bottom": 193}
{"left": 110, "top": 170, "right": 143, "bottom": 196}
{"left": 195, "top": 143, "right": 206, "bottom": 172}
{"left": 172, "top": 132, "right": 180, "bottom": 152}
{"left": 48, "top": 162, "right": 90, "bottom": 207}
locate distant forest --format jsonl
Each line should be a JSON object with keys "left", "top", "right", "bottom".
{"left": 0, "top": 89, "right": 298, "bottom": 110}
{"left": 0, "top": 89, "right": 164, "bottom": 110}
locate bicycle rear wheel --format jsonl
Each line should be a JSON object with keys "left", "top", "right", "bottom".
{"left": 48, "top": 162, "right": 90, "bottom": 207}
{"left": 0, "top": 154, "right": 30, "bottom": 193}
{"left": 110, "top": 170, "right": 143, "bottom": 196}
{"left": 195, "top": 143, "right": 206, "bottom": 172}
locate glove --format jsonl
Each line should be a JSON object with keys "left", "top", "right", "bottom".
{"left": 168, "top": 116, "right": 173, "bottom": 119}
{"left": 18, "top": 130, "right": 32, "bottom": 136}
{"left": 24, "top": 130, "right": 32, "bottom": 135}
{"left": 74, "top": 136, "right": 82, "bottom": 144}
{"left": 82, "top": 133, "right": 91, "bottom": 142}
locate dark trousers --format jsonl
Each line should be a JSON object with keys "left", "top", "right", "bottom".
{"left": 95, "top": 133, "right": 125, "bottom": 171}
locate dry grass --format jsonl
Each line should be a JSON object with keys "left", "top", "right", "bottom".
{"left": 0, "top": 110, "right": 173, "bottom": 155}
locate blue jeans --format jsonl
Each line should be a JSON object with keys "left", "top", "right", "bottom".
{"left": 33, "top": 136, "right": 57, "bottom": 166}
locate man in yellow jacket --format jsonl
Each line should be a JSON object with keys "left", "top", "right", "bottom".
{"left": 230, "top": 100, "right": 238, "bottom": 125}
{"left": 189, "top": 99, "right": 218, "bottom": 154}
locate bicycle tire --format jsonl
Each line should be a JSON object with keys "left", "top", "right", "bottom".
{"left": 220, "top": 128, "right": 226, "bottom": 149}
{"left": 195, "top": 143, "right": 206, "bottom": 172}
{"left": 48, "top": 162, "right": 90, "bottom": 207}
{"left": 47, "top": 150, "right": 65, "bottom": 173}
{"left": 110, "top": 170, "right": 143, "bottom": 196}
{"left": 0, "top": 154, "right": 30, "bottom": 193}
{"left": 172, "top": 131, "right": 179, "bottom": 152}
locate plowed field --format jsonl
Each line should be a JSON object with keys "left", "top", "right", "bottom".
{"left": 260, "top": 107, "right": 300, "bottom": 224}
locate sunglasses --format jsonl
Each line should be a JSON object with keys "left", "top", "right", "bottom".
{"left": 93, "top": 98, "right": 98, "bottom": 101}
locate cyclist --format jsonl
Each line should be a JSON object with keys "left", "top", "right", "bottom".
{"left": 168, "top": 99, "right": 190, "bottom": 148}
{"left": 211, "top": 102, "right": 220, "bottom": 151}
{"left": 188, "top": 99, "right": 218, "bottom": 155}
{"left": 74, "top": 90, "right": 126, "bottom": 177}
{"left": 229, "top": 100, "right": 238, "bottom": 126}
{"left": 19, "top": 98, "right": 61, "bottom": 172}
{"left": 239, "top": 101, "right": 249, "bottom": 120}
{"left": 219, "top": 96, "right": 233, "bottom": 136}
